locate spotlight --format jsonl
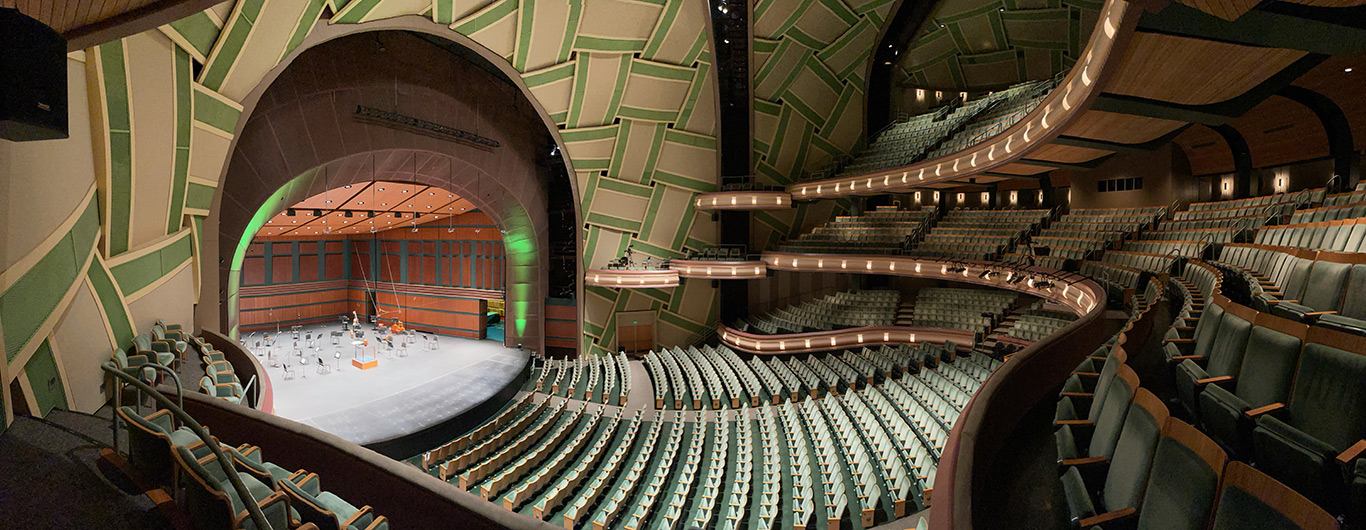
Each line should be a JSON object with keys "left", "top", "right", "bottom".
{"left": 344, "top": 211, "right": 353, "bottom": 218}
{"left": 313, "top": 209, "right": 322, "bottom": 217}
{"left": 978, "top": 270, "right": 992, "bottom": 279}
{"left": 367, "top": 211, "right": 376, "bottom": 218}
{"left": 394, "top": 212, "right": 402, "bottom": 218}
{"left": 286, "top": 209, "right": 296, "bottom": 217}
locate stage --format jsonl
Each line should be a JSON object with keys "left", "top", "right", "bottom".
{"left": 242, "top": 322, "right": 529, "bottom": 447}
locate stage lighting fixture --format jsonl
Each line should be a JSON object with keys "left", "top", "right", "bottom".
{"left": 368, "top": 211, "right": 376, "bottom": 218}
{"left": 313, "top": 209, "right": 322, "bottom": 217}
{"left": 394, "top": 212, "right": 402, "bottom": 218}
{"left": 977, "top": 270, "right": 991, "bottom": 279}
{"left": 286, "top": 209, "right": 296, "bottom": 216}
{"left": 344, "top": 211, "right": 353, "bottom": 218}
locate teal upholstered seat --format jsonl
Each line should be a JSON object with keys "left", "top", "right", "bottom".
{"left": 1061, "top": 389, "right": 1167, "bottom": 527}
{"left": 1198, "top": 317, "right": 1306, "bottom": 457}
{"left": 1174, "top": 302, "right": 1253, "bottom": 420}
{"left": 1272, "top": 260, "right": 1351, "bottom": 322}
{"left": 1125, "top": 419, "right": 1227, "bottom": 530}
{"left": 111, "top": 348, "right": 157, "bottom": 385}
{"left": 280, "top": 471, "right": 389, "bottom": 530}
{"left": 1057, "top": 347, "right": 1127, "bottom": 423}
{"left": 1209, "top": 462, "right": 1339, "bottom": 530}
{"left": 1252, "top": 339, "right": 1366, "bottom": 512}
{"left": 117, "top": 406, "right": 204, "bottom": 486}
{"left": 134, "top": 333, "right": 176, "bottom": 367}
{"left": 172, "top": 445, "right": 290, "bottom": 530}
{"left": 1056, "top": 365, "right": 1139, "bottom": 463}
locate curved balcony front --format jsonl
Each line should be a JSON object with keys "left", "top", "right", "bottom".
{"left": 673, "top": 260, "right": 768, "bottom": 279}
{"left": 692, "top": 190, "right": 794, "bottom": 211}
{"left": 583, "top": 268, "right": 679, "bottom": 288}
{"left": 719, "top": 324, "right": 975, "bottom": 355}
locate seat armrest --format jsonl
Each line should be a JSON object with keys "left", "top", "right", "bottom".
{"left": 1071, "top": 372, "right": 1099, "bottom": 379}
{"left": 1337, "top": 440, "right": 1366, "bottom": 467}
{"left": 1266, "top": 299, "right": 1299, "bottom": 305}
{"left": 1059, "top": 392, "right": 1092, "bottom": 399}
{"left": 1055, "top": 420, "right": 1093, "bottom": 427}
{"left": 1164, "top": 338, "right": 1195, "bottom": 344}
{"left": 1301, "top": 311, "right": 1337, "bottom": 320}
{"left": 1078, "top": 507, "right": 1137, "bottom": 527}
{"left": 1244, "top": 403, "right": 1286, "bottom": 419}
{"left": 1170, "top": 326, "right": 1194, "bottom": 332}
{"left": 343, "top": 505, "right": 375, "bottom": 528}
{"left": 1061, "top": 456, "right": 1107, "bottom": 467}
{"left": 363, "top": 515, "right": 389, "bottom": 530}
{"left": 1196, "top": 375, "right": 1234, "bottom": 387}
{"left": 1168, "top": 355, "right": 1206, "bottom": 364}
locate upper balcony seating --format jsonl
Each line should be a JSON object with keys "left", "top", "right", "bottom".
{"left": 1289, "top": 202, "right": 1366, "bottom": 224}
{"left": 1254, "top": 219, "right": 1366, "bottom": 253}
{"left": 1187, "top": 194, "right": 1304, "bottom": 213}
{"left": 1008, "top": 311, "right": 1077, "bottom": 342}
{"left": 1215, "top": 245, "right": 1366, "bottom": 334}
{"left": 1122, "top": 239, "right": 1207, "bottom": 259}
{"left": 737, "top": 290, "right": 899, "bottom": 335}
{"left": 909, "top": 288, "right": 1017, "bottom": 335}
{"left": 779, "top": 206, "right": 934, "bottom": 255}
{"left": 681, "top": 246, "right": 748, "bottom": 261}
{"left": 1322, "top": 189, "right": 1366, "bottom": 207}
{"left": 1140, "top": 227, "right": 1235, "bottom": 246}
{"left": 912, "top": 209, "right": 1048, "bottom": 261}
{"left": 835, "top": 80, "right": 1052, "bottom": 178}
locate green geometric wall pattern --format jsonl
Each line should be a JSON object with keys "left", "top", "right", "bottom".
{"left": 896, "top": 0, "right": 1101, "bottom": 91}
{"left": 750, "top": 0, "right": 893, "bottom": 249}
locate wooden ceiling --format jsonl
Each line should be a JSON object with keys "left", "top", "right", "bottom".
{"left": 4, "top": 0, "right": 227, "bottom": 50}
{"left": 1059, "top": 111, "right": 1187, "bottom": 144}
{"left": 1229, "top": 95, "right": 1330, "bottom": 170}
{"left": 1292, "top": 53, "right": 1366, "bottom": 150}
{"left": 1172, "top": 126, "right": 1234, "bottom": 176}
{"left": 256, "top": 181, "right": 479, "bottom": 239}
{"left": 1027, "top": 144, "right": 1113, "bottom": 164}
{"left": 1103, "top": 33, "right": 1307, "bottom": 106}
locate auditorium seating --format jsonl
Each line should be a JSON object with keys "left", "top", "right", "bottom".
{"left": 737, "top": 290, "right": 899, "bottom": 335}
{"left": 907, "top": 287, "right": 1017, "bottom": 336}
{"left": 532, "top": 354, "right": 629, "bottom": 405}
{"left": 1007, "top": 311, "right": 1077, "bottom": 342}
{"left": 1254, "top": 219, "right": 1366, "bottom": 253}
{"left": 779, "top": 206, "right": 934, "bottom": 254}
{"left": 914, "top": 209, "right": 1050, "bottom": 260}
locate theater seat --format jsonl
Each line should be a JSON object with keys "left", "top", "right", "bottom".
{"left": 1173, "top": 300, "right": 1254, "bottom": 421}
{"left": 1271, "top": 259, "right": 1351, "bottom": 322}
{"left": 1056, "top": 365, "right": 1139, "bottom": 464}
{"left": 1060, "top": 389, "right": 1168, "bottom": 527}
{"left": 111, "top": 348, "right": 157, "bottom": 385}
{"left": 134, "top": 333, "right": 176, "bottom": 368}
{"left": 117, "top": 406, "right": 204, "bottom": 486}
{"left": 172, "top": 445, "right": 290, "bottom": 530}
{"left": 1209, "top": 462, "right": 1339, "bottom": 530}
{"left": 1163, "top": 297, "right": 1225, "bottom": 362}
{"left": 1056, "top": 346, "right": 1127, "bottom": 423}
{"left": 1198, "top": 315, "right": 1307, "bottom": 457}
{"left": 281, "top": 471, "right": 389, "bottom": 530}
{"left": 1251, "top": 330, "right": 1366, "bottom": 513}
{"left": 1316, "top": 263, "right": 1366, "bottom": 336}
{"left": 1089, "top": 418, "right": 1227, "bottom": 530}
{"left": 200, "top": 375, "right": 244, "bottom": 405}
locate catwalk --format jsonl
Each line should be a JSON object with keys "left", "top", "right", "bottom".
{"left": 242, "top": 321, "right": 528, "bottom": 446}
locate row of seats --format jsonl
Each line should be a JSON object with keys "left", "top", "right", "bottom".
{"left": 1152, "top": 268, "right": 1366, "bottom": 523}
{"left": 911, "top": 209, "right": 1050, "bottom": 260}
{"left": 1287, "top": 201, "right": 1366, "bottom": 224}
{"left": 681, "top": 246, "right": 748, "bottom": 261}
{"left": 533, "top": 354, "right": 630, "bottom": 405}
{"left": 908, "top": 287, "right": 1018, "bottom": 335}
{"left": 925, "top": 81, "right": 1052, "bottom": 159}
{"left": 116, "top": 404, "right": 386, "bottom": 530}
{"left": 1007, "top": 312, "right": 1077, "bottom": 342}
{"left": 1187, "top": 193, "right": 1311, "bottom": 212}
{"left": 1215, "top": 244, "right": 1366, "bottom": 335}
{"left": 779, "top": 207, "right": 934, "bottom": 255}
{"left": 735, "top": 290, "right": 899, "bottom": 335}
{"left": 1253, "top": 217, "right": 1366, "bottom": 253}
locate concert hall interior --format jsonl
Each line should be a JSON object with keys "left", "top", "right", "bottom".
{"left": 2, "top": 0, "right": 1366, "bottom": 529}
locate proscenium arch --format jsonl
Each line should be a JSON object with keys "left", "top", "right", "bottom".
{"left": 198, "top": 22, "right": 585, "bottom": 355}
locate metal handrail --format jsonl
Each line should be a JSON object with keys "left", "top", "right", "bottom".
{"left": 103, "top": 363, "right": 276, "bottom": 530}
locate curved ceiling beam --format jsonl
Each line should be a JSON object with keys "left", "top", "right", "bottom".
{"left": 1277, "top": 85, "right": 1357, "bottom": 188}
{"left": 1089, "top": 54, "right": 1327, "bottom": 125}
{"left": 783, "top": 0, "right": 1140, "bottom": 201}
{"left": 1208, "top": 124, "right": 1253, "bottom": 199}
{"left": 63, "top": 0, "right": 229, "bottom": 52}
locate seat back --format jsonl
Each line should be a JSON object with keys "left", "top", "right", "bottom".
{"left": 1211, "top": 462, "right": 1339, "bottom": 530}
{"left": 1298, "top": 259, "right": 1351, "bottom": 312}
{"left": 117, "top": 406, "right": 178, "bottom": 486}
{"left": 1280, "top": 257, "right": 1314, "bottom": 300}
{"left": 1191, "top": 299, "right": 1227, "bottom": 359}
{"left": 1284, "top": 328, "right": 1366, "bottom": 452}
{"left": 1101, "top": 389, "right": 1169, "bottom": 513}
{"left": 1136, "top": 418, "right": 1227, "bottom": 530}
{"left": 1090, "top": 364, "right": 1141, "bottom": 459}
{"left": 1232, "top": 314, "right": 1308, "bottom": 407}
{"left": 1205, "top": 300, "right": 1255, "bottom": 379}
{"left": 1340, "top": 264, "right": 1366, "bottom": 320}
{"left": 172, "top": 445, "right": 238, "bottom": 530}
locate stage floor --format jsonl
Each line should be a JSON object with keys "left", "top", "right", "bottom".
{"left": 244, "top": 322, "right": 528, "bottom": 446}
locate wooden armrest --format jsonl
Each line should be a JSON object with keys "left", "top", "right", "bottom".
{"left": 1164, "top": 338, "right": 1195, "bottom": 344}
{"left": 1168, "top": 355, "right": 1205, "bottom": 363}
{"left": 1244, "top": 403, "right": 1285, "bottom": 419}
{"left": 1059, "top": 392, "right": 1092, "bottom": 399}
{"left": 1301, "top": 311, "right": 1337, "bottom": 318}
{"left": 1336, "top": 440, "right": 1366, "bottom": 466}
{"left": 342, "top": 505, "right": 375, "bottom": 527}
{"left": 1061, "top": 456, "right": 1107, "bottom": 467}
{"left": 1079, "top": 507, "right": 1137, "bottom": 527}
{"left": 1196, "top": 375, "right": 1234, "bottom": 387}
{"left": 1055, "top": 420, "right": 1093, "bottom": 427}
{"left": 1266, "top": 299, "right": 1299, "bottom": 305}
{"left": 1171, "top": 326, "right": 1195, "bottom": 332}
{"left": 1072, "top": 371, "right": 1099, "bottom": 378}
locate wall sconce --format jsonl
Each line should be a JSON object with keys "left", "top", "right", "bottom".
{"left": 956, "top": 192, "right": 965, "bottom": 203}
{"left": 1010, "top": 190, "right": 1018, "bottom": 204}
{"left": 914, "top": 191, "right": 921, "bottom": 202}
{"left": 981, "top": 192, "right": 989, "bottom": 203}
{"left": 934, "top": 191, "right": 941, "bottom": 201}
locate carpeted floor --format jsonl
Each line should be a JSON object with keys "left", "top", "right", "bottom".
{"left": 0, "top": 408, "right": 170, "bottom": 530}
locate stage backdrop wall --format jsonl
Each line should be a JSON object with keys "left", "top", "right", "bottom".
{"left": 239, "top": 212, "right": 504, "bottom": 338}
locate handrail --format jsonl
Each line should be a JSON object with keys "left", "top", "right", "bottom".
{"left": 103, "top": 362, "right": 276, "bottom": 530}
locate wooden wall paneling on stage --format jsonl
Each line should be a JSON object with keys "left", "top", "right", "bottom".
{"left": 544, "top": 299, "right": 578, "bottom": 352}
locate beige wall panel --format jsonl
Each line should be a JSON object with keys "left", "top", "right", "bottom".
{"left": 127, "top": 264, "right": 196, "bottom": 333}
{"left": 0, "top": 57, "right": 98, "bottom": 273}
{"left": 577, "top": 0, "right": 662, "bottom": 43}
{"left": 189, "top": 124, "right": 233, "bottom": 183}
{"left": 126, "top": 32, "right": 179, "bottom": 250}
{"left": 52, "top": 282, "right": 117, "bottom": 414}
{"left": 217, "top": 0, "right": 315, "bottom": 101}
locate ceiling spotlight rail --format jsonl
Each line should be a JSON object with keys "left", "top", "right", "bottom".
{"left": 787, "top": 0, "right": 1135, "bottom": 201}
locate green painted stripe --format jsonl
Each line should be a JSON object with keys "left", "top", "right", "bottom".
{"left": 669, "top": 198, "right": 697, "bottom": 249}
{"left": 815, "top": 0, "right": 860, "bottom": 26}
{"left": 651, "top": 171, "right": 716, "bottom": 193}
{"left": 98, "top": 41, "right": 133, "bottom": 256}
{"left": 680, "top": 31, "right": 708, "bottom": 67}
{"left": 167, "top": 11, "right": 220, "bottom": 58}
{"left": 754, "top": 98, "right": 782, "bottom": 115}
{"left": 453, "top": 0, "right": 517, "bottom": 35}
{"left": 282, "top": 0, "right": 327, "bottom": 60}
{"left": 632, "top": 287, "right": 672, "bottom": 304}
{"left": 753, "top": 38, "right": 780, "bottom": 54}
{"left": 523, "top": 61, "right": 577, "bottom": 86}
{"left": 109, "top": 232, "right": 193, "bottom": 296}
{"left": 630, "top": 59, "right": 696, "bottom": 81}
{"left": 198, "top": 0, "right": 263, "bottom": 90}
{"left": 607, "top": 119, "right": 633, "bottom": 179}
{"left": 585, "top": 212, "right": 643, "bottom": 232}
{"left": 674, "top": 60, "right": 709, "bottom": 129}
{"left": 573, "top": 35, "right": 648, "bottom": 52}
{"left": 185, "top": 182, "right": 216, "bottom": 210}
{"left": 664, "top": 129, "right": 716, "bottom": 149}
{"left": 332, "top": 0, "right": 383, "bottom": 24}
{"left": 782, "top": 26, "right": 827, "bottom": 50}
{"left": 638, "top": 186, "right": 667, "bottom": 238}
{"left": 193, "top": 87, "right": 241, "bottom": 134}
{"left": 1, "top": 201, "right": 99, "bottom": 362}
{"left": 167, "top": 48, "right": 192, "bottom": 234}
{"left": 513, "top": 0, "right": 537, "bottom": 71}
{"left": 558, "top": 0, "right": 583, "bottom": 62}
{"left": 658, "top": 307, "right": 705, "bottom": 334}
{"left": 87, "top": 259, "right": 135, "bottom": 354}
{"left": 603, "top": 54, "right": 633, "bottom": 125}
{"left": 24, "top": 340, "right": 68, "bottom": 416}
{"left": 617, "top": 106, "right": 678, "bottom": 122}
{"left": 596, "top": 176, "right": 653, "bottom": 198}
{"left": 640, "top": 0, "right": 682, "bottom": 60}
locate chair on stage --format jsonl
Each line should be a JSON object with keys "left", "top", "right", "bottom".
{"left": 316, "top": 357, "right": 331, "bottom": 375}
{"left": 424, "top": 334, "right": 439, "bottom": 351}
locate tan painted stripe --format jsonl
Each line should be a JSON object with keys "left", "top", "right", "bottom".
{"left": 187, "top": 175, "right": 219, "bottom": 187}
{"left": 0, "top": 184, "right": 97, "bottom": 292}
{"left": 89, "top": 48, "right": 115, "bottom": 258}
{"left": 42, "top": 337, "right": 77, "bottom": 408}
{"left": 15, "top": 371, "right": 38, "bottom": 413}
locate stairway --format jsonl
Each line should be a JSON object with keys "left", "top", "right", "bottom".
{"left": 895, "top": 300, "right": 916, "bottom": 326}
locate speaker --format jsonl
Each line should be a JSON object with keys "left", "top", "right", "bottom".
{"left": 0, "top": 8, "right": 68, "bottom": 141}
